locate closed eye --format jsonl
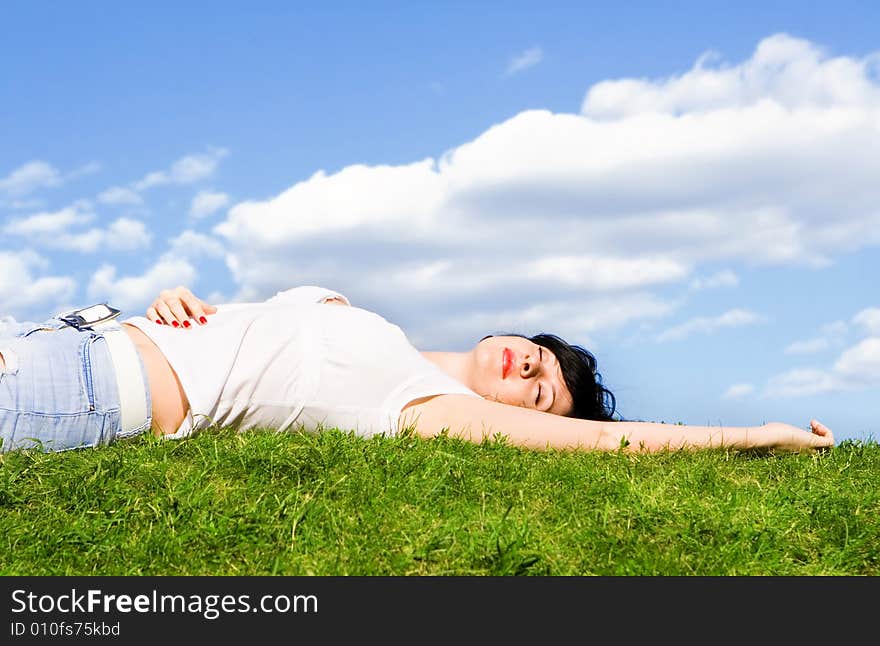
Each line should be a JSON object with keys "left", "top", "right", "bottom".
{"left": 535, "top": 347, "right": 544, "bottom": 407}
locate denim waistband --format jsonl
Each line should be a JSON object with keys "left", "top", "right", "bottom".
{"left": 0, "top": 318, "right": 152, "bottom": 452}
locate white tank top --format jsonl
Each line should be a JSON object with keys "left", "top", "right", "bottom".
{"left": 123, "top": 286, "right": 479, "bottom": 439}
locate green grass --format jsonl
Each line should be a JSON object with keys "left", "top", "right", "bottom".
{"left": 1, "top": 427, "right": 878, "bottom": 575}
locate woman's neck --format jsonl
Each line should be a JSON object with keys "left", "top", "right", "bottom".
{"left": 421, "top": 352, "right": 473, "bottom": 389}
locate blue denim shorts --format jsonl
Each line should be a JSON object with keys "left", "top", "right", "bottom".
{"left": 0, "top": 316, "right": 152, "bottom": 453}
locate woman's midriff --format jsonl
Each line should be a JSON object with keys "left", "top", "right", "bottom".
{"left": 122, "top": 323, "right": 189, "bottom": 436}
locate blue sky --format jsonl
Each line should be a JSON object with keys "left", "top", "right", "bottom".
{"left": 2, "top": 1, "right": 879, "bottom": 442}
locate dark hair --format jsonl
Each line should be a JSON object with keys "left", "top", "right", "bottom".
{"left": 483, "top": 332, "right": 618, "bottom": 421}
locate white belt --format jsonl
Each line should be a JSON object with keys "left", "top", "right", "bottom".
{"left": 97, "top": 325, "right": 149, "bottom": 435}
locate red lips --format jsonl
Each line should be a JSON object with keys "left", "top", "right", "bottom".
{"left": 502, "top": 348, "right": 514, "bottom": 379}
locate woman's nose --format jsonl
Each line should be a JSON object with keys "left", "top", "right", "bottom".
{"left": 520, "top": 355, "right": 537, "bottom": 378}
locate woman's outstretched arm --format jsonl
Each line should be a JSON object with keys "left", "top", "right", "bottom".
{"left": 399, "top": 394, "right": 834, "bottom": 453}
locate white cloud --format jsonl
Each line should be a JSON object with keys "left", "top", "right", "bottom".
{"left": 784, "top": 337, "right": 829, "bottom": 354}
{"left": 0, "top": 250, "right": 76, "bottom": 315}
{"left": 766, "top": 311, "right": 880, "bottom": 397}
{"left": 4, "top": 206, "right": 95, "bottom": 236}
{"left": 5, "top": 205, "right": 151, "bottom": 254}
{"left": 3, "top": 199, "right": 45, "bottom": 210}
{"left": 0, "top": 161, "right": 61, "bottom": 197}
{"left": 216, "top": 160, "right": 442, "bottom": 244}
{"left": 853, "top": 307, "right": 880, "bottom": 335}
{"left": 0, "top": 161, "right": 99, "bottom": 198}
{"left": 365, "top": 255, "right": 686, "bottom": 296}
{"left": 765, "top": 337, "right": 880, "bottom": 397}
{"left": 506, "top": 46, "right": 543, "bottom": 76}
{"left": 765, "top": 368, "right": 837, "bottom": 398}
{"left": 106, "top": 218, "right": 152, "bottom": 248}
{"left": 656, "top": 308, "right": 763, "bottom": 342}
{"left": 134, "top": 171, "right": 167, "bottom": 191}
{"left": 581, "top": 33, "right": 880, "bottom": 118}
{"left": 65, "top": 162, "right": 101, "bottom": 181}
{"left": 189, "top": 190, "right": 230, "bottom": 218}
{"left": 87, "top": 256, "right": 198, "bottom": 313}
{"left": 133, "top": 147, "right": 229, "bottom": 191}
{"left": 833, "top": 337, "right": 880, "bottom": 386}
{"left": 405, "top": 292, "right": 675, "bottom": 350}
{"left": 169, "top": 230, "right": 226, "bottom": 259}
{"left": 52, "top": 217, "right": 152, "bottom": 253}
{"left": 821, "top": 320, "right": 849, "bottom": 337}
{"left": 204, "top": 290, "right": 229, "bottom": 305}
{"left": 210, "top": 33, "right": 880, "bottom": 347}
{"left": 171, "top": 150, "right": 227, "bottom": 183}
{"left": 723, "top": 383, "right": 755, "bottom": 399}
{"left": 527, "top": 255, "right": 688, "bottom": 289}
{"left": 690, "top": 270, "right": 739, "bottom": 290}
{"left": 98, "top": 186, "right": 143, "bottom": 205}
{"left": 784, "top": 318, "right": 849, "bottom": 355}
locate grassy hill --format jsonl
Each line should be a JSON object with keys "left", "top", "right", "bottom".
{"left": 1, "top": 427, "right": 878, "bottom": 575}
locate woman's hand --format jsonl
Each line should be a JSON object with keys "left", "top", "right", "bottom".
{"left": 146, "top": 286, "right": 218, "bottom": 328}
{"left": 756, "top": 419, "right": 835, "bottom": 452}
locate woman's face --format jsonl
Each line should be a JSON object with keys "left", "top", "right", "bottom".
{"left": 470, "top": 335, "right": 573, "bottom": 416}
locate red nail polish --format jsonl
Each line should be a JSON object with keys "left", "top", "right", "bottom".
{"left": 199, "top": 316, "right": 207, "bottom": 324}
{"left": 172, "top": 321, "right": 179, "bottom": 328}
{"left": 156, "top": 319, "right": 162, "bottom": 325}
{"left": 183, "top": 320, "right": 191, "bottom": 328}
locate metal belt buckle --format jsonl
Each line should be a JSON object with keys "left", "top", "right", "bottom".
{"left": 58, "top": 303, "right": 122, "bottom": 331}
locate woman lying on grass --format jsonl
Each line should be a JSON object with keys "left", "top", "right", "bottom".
{"left": 0, "top": 285, "right": 833, "bottom": 454}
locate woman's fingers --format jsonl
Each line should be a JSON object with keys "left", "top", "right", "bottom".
{"left": 801, "top": 419, "right": 835, "bottom": 450}
{"left": 172, "top": 295, "right": 193, "bottom": 325}
{"left": 184, "top": 297, "right": 217, "bottom": 324}
{"left": 151, "top": 298, "right": 186, "bottom": 328}
{"left": 145, "top": 305, "right": 161, "bottom": 324}
{"left": 145, "top": 286, "right": 217, "bottom": 327}
{"left": 810, "top": 419, "right": 835, "bottom": 444}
